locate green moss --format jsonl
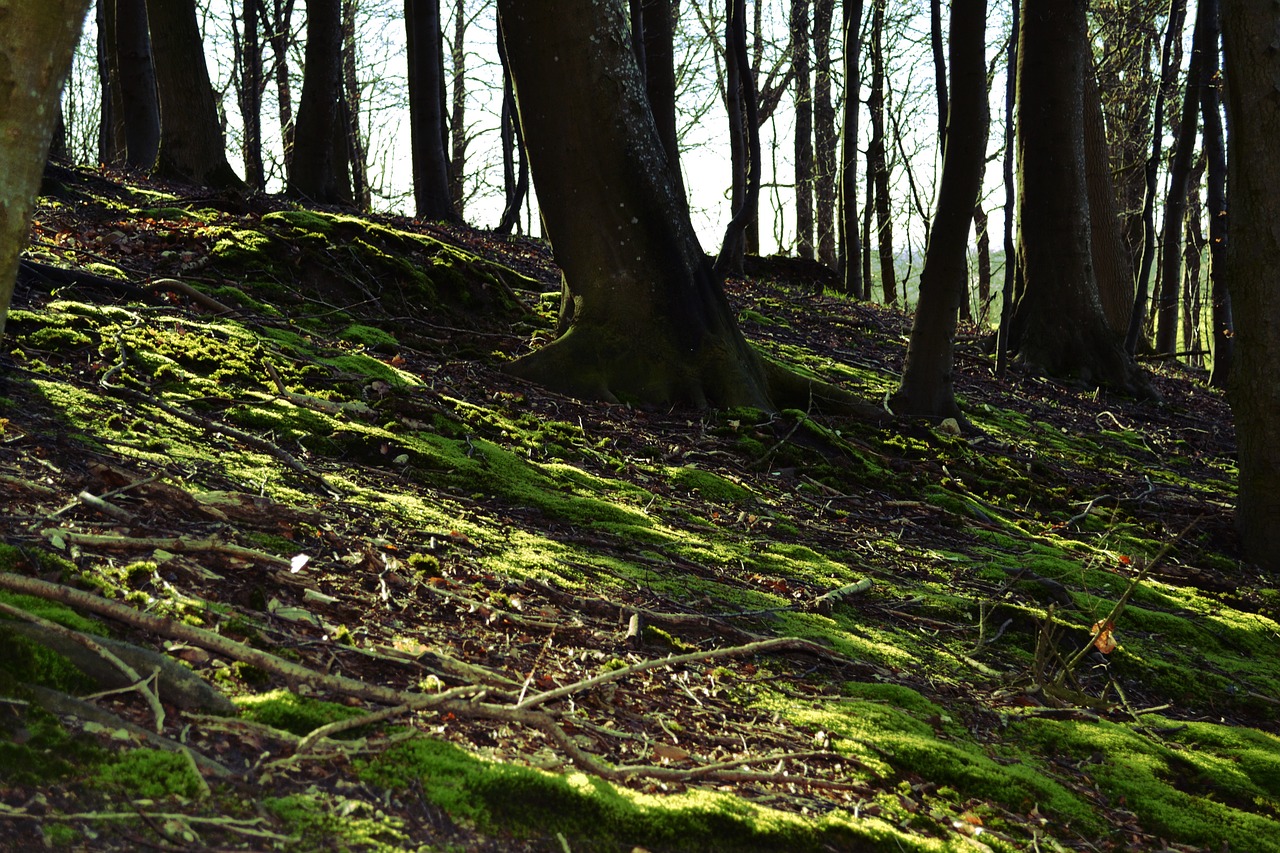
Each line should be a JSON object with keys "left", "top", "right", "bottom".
{"left": 668, "top": 466, "right": 756, "bottom": 504}
{"left": 93, "top": 748, "right": 205, "bottom": 799}
{"left": 265, "top": 794, "right": 411, "bottom": 851}
{"left": 358, "top": 736, "right": 951, "bottom": 851}
{"left": 0, "top": 705, "right": 104, "bottom": 784}
{"left": 236, "top": 689, "right": 371, "bottom": 738}
{"left": 339, "top": 323, "right": 399, "bottom": 350}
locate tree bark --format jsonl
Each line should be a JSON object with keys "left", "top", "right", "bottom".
{"left": 0, "top": 0, "right": 92, "bottom": 340}
{"left": 813, "top": 0, "right": 838, "bottom": 267}
{"left": 494, "top": 24, "right": 528, "bottom": 236}
{"left": 1010, "top": 0, "right": 1154, "bottom": 396}
{"left": 838, "top": 0, "right": 864, "bottom": 296}
{"left": 1201, "top": 0, "right": 1231, "bottom": 389}
{"left": 1126, "top": 0, "right": 1187, "bottom": 354}
{"left": 260, "top": 0, "right": 296, "bottom": 172}
{"left": 1154, "top": 0, "right": 1210, "bottom": 356}
{"left": 449, "top": 0, "right": 466, "bottom": 214}
{"left": 405, "top": 0, "right": 455, "bottom": 220}
{"left": 1084, "top": 55, "right": 1134, "bottom": 336}
{"left": 238, "top": 0, "right": 266, "bottom": 188}
{"left": 342, "top": 0, "right": 369, "bottom": 209}
{"left": 146, "top": 0, "right": 243, "bottom": 188}
{"left": 498, "top": 0, "right": 836, "bottom": 410}
{"left": 289, "top": 0, "right": 353, "bottom": 204}
{"left": 116, "top": 0, "right": 159, "bottom": 169}
{"left": 888, "top": 0, "right": 987, "bottom": 422}
{"left": 994, "top": 0, "right": 1018, "bottom": 376}
{"left": 642, "top": 0, "right": 684, "bottom": 200}
{"left": 929, "top": 0, "right": 947, "bottom": 154}
{"left": 1220, "top": 0, "right": 1280, "bottom": 567}
{"left": 792, "top": 0, "right": 814, "bottom": 259}
{"left": 869, "top": 0, "right": 896, "bottom": 305}
{"left": 716, "top": 0, "right": 761, "bottom": 279}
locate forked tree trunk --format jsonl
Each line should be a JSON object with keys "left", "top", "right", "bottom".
{"left": 888, "top": 0, "right": 987, "bottom": 422}
{"left": 1010, "top": 0, "right": 1154, "bottom": 396}
{"left": 289, "top": 0, "right": 353, "bottom": 205}
{"left": 0, "top": 0, "right": 91, "bottom": 339}
{"left": 1221, "top": 0, "right": 1280, "bottom": 567}
{"left": 146, "top": 0, "right": 243, "bottom": 188}
{"left": 498, "top": 0, "right": 843, "bottom": 410}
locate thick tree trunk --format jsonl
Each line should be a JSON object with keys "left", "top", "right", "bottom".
{"left": 1221, "top": 0, "right": 1280, "bottom": 567}
{"left": 889, "top": 0, "right": 987, "bottom": 422}
{"left": 146, "top": 0, "right": 243, "bottom": 188}
{"left": 1201, "top": 0, "right": 1231, "bottom": 389}
{"left": 0, "top": 0, "right": 91, "bottom": 340}
{"left": 116, "top": 0, "right": 159, "bottom": 169}
{"left": 499, "top": 0, "right": 836, "bottom": 410}
{"left": 1010, "top": 0, "right": 1153, "bottom": 396}
{"left": 838, "top": 0, "right": 864, "bottom": 296}
{"left": 406, "top": 0, "right": 455, "bottom": 220}
{"left": 289, "top": 0, "right": 353, "bottom": 205}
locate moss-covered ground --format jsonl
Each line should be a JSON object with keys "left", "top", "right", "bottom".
{"left": 0, "top": 165, "right": 1270, "bottom": 851}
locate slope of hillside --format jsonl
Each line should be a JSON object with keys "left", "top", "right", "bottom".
{"left": 0, "top": 166, "right": 1275, "bottom": 852}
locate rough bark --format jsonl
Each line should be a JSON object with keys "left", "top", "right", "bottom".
{"left": 289, "top": 0, "right": 353, "bottom": 205}
{"left": 1010, "top": 0, "right": 1154, "bottom": 396}
{"left": 0, "top": 0, "right": 92, "bottom": 340}
{"left": 1220, "top": 0, "right": 1280, "bottom": 567}
{"left": 405, "top": 0, "right": 455, "bottom": 220}
{"left": 498, "top": 0, "right": 843, "bottom": 411}
{"left": 449, "top": 0, "right": 466, "bottom": 213}
{"left": 343, "top": 0, "right": 369, "bottom": 209}
{"left": 888, "top": 0, "right": 987, "bottom": 422}
{"left": 838, "top": 0, "right": 864, "bottom": 296}
{"left": 146, "top": 0, "right": 243, "bottom": 188}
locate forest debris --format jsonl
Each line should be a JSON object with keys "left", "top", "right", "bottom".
{"left": 812, "top": 578, "right": 873, "bottom": 615}
{"left": 39, "top": 528, "right": 296, "bottom": 573}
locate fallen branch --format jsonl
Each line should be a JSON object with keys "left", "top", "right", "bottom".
{"left": 40, "top": 528, "right": 295, "bottom": 573}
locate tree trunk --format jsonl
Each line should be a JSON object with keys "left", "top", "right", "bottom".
{"left": 260, "top": 0, "right": 296, "bottom": 172}
{"left": 716, "top": 0, "right": 761, "bottom": 279}
{"left": 994, "top": 0, "right": 1018, "bottom": 376}
{"left": 1201, "top": 0, "right": 1231, "bottom": 389}
{"left": 1084, "top": 55, "right": 1134, "bottom": 336}
{"left": 838, "top": 0, "right": 864, "bottom": 296}
{"left": 239, "top": 0, "right": 266, "bottom": 188}
{"left": 642, "top": 0, "right": 683, "bottom": 200}
{"left": 146, "top": 0, "right": 243, "bottom": 188}
{"left": 889, "top": 0, "right": 987, "bottom": 422}
{"left": 1222, "top": 0, "right": 1280, "bottom": 569}
{"left": 929, "top": 0, "right": 947, "bottom": 154}
{"left": 1126, "top": 0, "right": 1187, "bottom": 354}
{"left": 1010, "top": 0, "right": 1153, "bottom": 396}
{"left": 406, "top": 0, "right": 455, "bottom": 220}
{"left": 972, "top": 203, "right": 990, "bottom": 322}
{"left": 0, "top": 0, "right": 91, "bottom": 340}
{"left": 1182, "top": 154, "right": 1206, "bottom": 364}
{"left": 792, "top": 0, "right": 814, "bottom": 259}
{"left": 1154, "top": 0, "right": 1210, "bottom": 357}
{"left": 289, "top": 0, "right": 352, "bottom": 204}
{"left": 869, "top": 0, "right": 896, "bottom": 305}
{"left": 116, "top": 0, "right": 159, "bottom": 169}
{"left": 342, "top": 0, "right": 369, "bottom": 209}
{"left": 97, "top": 0, "right": 126, "bottom": 165}
{"left": 494, "top": 25, "right": 528, "bottom": 236}
{"left": 449, "top": 0, "right": 466, "bottom": 214}
{"left": 813, "top": 0, "right": 837, "bottom": 267}
{"left": 498, "top": 0, "right": 834, "bottom": 410}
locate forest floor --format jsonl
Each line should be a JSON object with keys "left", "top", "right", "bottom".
{"left": 1, "top": 164, "right": 1277, "bottom": 852}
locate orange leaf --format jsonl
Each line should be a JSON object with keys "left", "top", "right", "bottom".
{"left": 1091, "top": 620, "right": 1117, "bottom": 654}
